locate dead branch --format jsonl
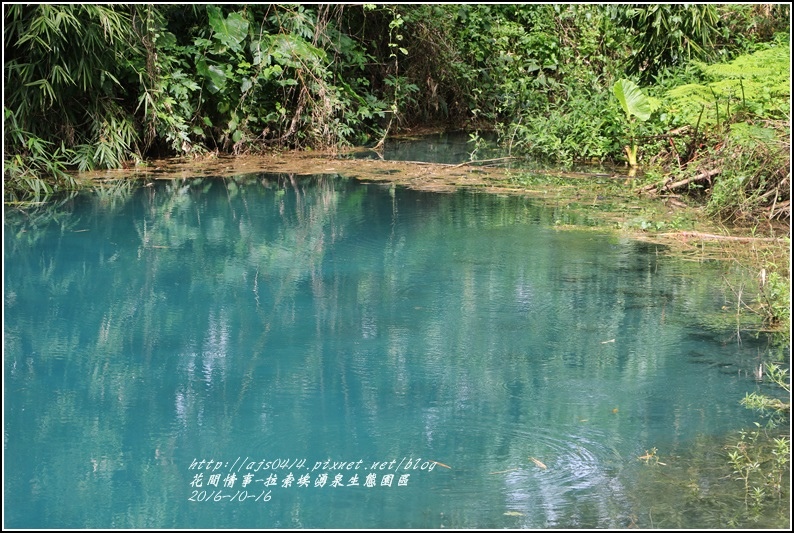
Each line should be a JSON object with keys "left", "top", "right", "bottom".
{"left": 645, "top": 168, "right": 722, "bottom": 193}
{"left": 666, "top": 168, "right": 721, "bottom": 191}
{"left": 769, "top": 200, "right": 790, "bottom": 220}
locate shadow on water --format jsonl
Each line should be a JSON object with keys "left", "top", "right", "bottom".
{"left": 344, "top": 130, "right": 494, "bottom": 164}
{"left": 347, "top": 130, "right": 633, "bottom": 178}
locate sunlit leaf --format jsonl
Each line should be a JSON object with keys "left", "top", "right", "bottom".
{"left": 613, "top": 79, "right": 652, "bottom": 122}
{"left": 207, "top": 6, "right": 249, "bottom": 52}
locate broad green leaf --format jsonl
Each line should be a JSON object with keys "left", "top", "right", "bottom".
{"left": 156, "top": 31, "right": 177, "bottom": 48}
{"left": 196, "top": 59, "right": 227, "bottom": 94}
{"left": 271, "top": 34, "right": 327, "bottom": 69}
{"left": 261, "top": 65, "right": 283, "bottom": 80}
{"left": 207, "top": 64, "right": 227, "bottom": 93}
{"left": 207, "top": 6, "right": 249, "bottom": 52}
{"left": 250, "top": 39, "right": 272, "bottom": 66}
{"left": 613, "top": 78, "right": 652, "bottom": 122}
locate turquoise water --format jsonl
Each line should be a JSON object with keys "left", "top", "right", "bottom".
{"left": 4, "top": 175, "right": 772, "bottom": 528}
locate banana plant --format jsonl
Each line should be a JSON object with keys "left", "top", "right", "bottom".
{"left": 612, "top": 78, "right": 653, "bottom": 167}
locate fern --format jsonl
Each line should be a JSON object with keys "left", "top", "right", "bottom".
{"left": 664, "top": 43, "right": 790, "bottom": 127}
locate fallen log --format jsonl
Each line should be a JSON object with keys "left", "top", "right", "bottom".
{"left": 642, "top": 168, "right": 721, "bottom": 193}
{"left": 453, "top": 156, "right": 517, "bottom": 168}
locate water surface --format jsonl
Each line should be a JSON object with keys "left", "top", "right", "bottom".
{"left": 4, "top": 174, "right": 774, "bottom": 528}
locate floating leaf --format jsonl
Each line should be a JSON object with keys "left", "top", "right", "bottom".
{"left": 529, "top": 457, "right": 547, "bottom": 469}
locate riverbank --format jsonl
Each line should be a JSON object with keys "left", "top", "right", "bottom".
{"left": 74, "top": 149, "right": 790, "bottom": 269}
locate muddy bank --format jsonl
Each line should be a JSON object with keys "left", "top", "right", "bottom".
{"left": 77, "top": 150, "right": 518, "bottom": 193}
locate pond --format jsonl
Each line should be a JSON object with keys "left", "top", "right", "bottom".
{"left": 3, "top": 171, "right": 784, "bottom": 528}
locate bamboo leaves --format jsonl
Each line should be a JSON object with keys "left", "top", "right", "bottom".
{"left": 4, "top": 4, "right": 141, "bottom": 196}
{"left": 615, "top": 4, "right": 720, "bottom": 83}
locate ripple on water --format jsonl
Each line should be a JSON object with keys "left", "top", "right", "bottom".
{"left": 491, "top": 425, "right": 623, "bottom": 485}
{"left": 424, "top": 422, "right": 631, "bottom": 528}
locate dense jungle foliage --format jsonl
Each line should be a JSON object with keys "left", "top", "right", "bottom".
{"left": 4, "top": 4, "right": 790, "bottom": 214}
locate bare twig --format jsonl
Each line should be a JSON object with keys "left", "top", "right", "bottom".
{"left": 769, "top": 200, "right": 790, "bottom": 220}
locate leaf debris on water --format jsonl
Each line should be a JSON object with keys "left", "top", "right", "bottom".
{"left": 529, "top": 457, "right": 547, "bottom": 469}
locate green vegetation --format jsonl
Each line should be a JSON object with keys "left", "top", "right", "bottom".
{"left": 3, "top": 4, "right": 790, "bottom": 524}
{"left": 730, "top": 362, "right": 790, "bottom": 521}
{"left": 614, "top": 4, "right": 722, "bottom": 84}
{"left": 612, "top": 78, "right": 657, "bottom": 167}
{"left": 4, "top": 5, "right": 789, "bottom": 212}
